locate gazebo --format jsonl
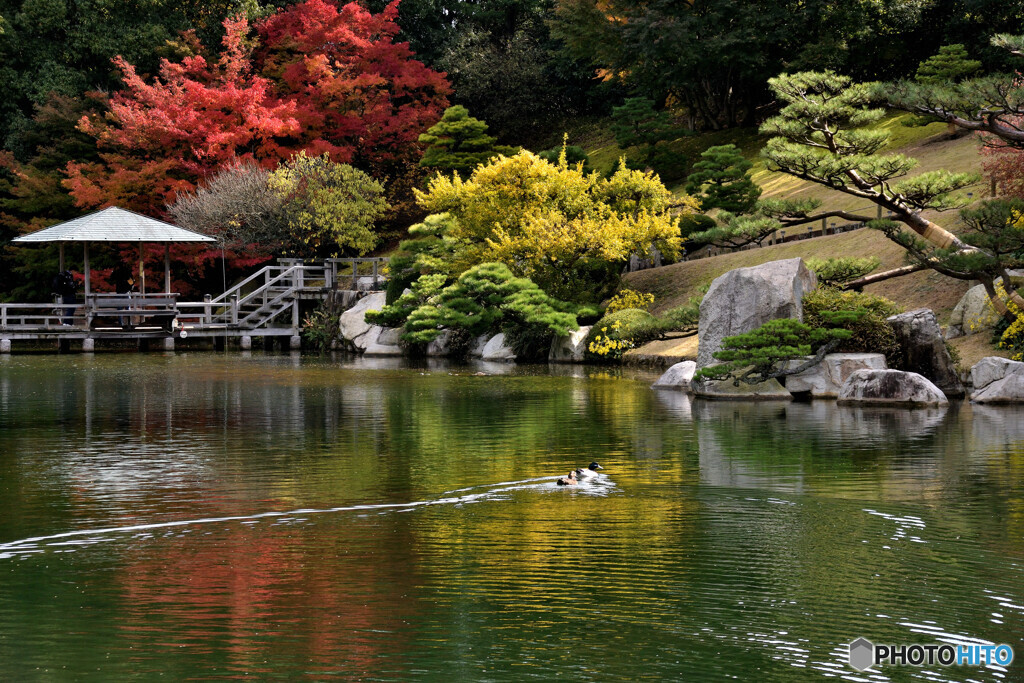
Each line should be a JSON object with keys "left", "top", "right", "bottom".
{"left": 13, "top": 206, "right": 216, "bottom": 296}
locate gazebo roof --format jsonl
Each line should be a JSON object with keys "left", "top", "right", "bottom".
{"left": 12, "top": 206, "right": 216, "bottom": 243}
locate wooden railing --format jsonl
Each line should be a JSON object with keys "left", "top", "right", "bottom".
{"left": 0, "top": 257, "right": 389, "bottom": 335}
{"left": 0, "top": 302, "right": 76, "bottom": 330}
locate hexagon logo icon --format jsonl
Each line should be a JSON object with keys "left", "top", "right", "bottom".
{"left": 849, "top": 637, "right": 875, "bottom": 671}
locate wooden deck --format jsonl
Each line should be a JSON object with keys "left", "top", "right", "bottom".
{"left": 0, "top": 258, "right": 386, "bottom": 352}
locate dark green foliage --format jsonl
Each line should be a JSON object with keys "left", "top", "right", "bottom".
{"left": 610, "top": 97, "right": 686, "bottom": 178}
{"left": 802, "top": 288, "right": 902, "bottom": 363}
{"left": 302, "top": 299, "right": 343, "bottom": 355}
{"left": 679, "top": 213, "right": 717, "bottom": 240}
{"left": 419, "top": 105, "right": 519, "bottom": 176}
{"left": 685, "top": 144, "right": 761, "bottom": 214}
{"left": 385, "top": 212, "right": 463, "bottom": 285}
{"left": 657, "top": 297, "right": 701, "bottom": 333}
{"left": 537, "top": 143, "right": 591, "bottom": 174}
{"left": 915, "top": 44, "right": 981, "bottom": 85}
{"left": 687, "top": 214, "right": 780, "bottom": 249}
{"left": 0, "top": 0, "right": 240, "bottom": 147}
{"left": 804, "top": 257, "right": 881, "bottom": 287}
{"left": 694, "top": 315, "right": 860, "bottom": 385}
{"left": 400, "top": 262, "right": 578, "bottom": 344}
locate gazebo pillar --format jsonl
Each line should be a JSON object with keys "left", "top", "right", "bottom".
{"left": 164, "top": 244, "right": 171, "bottom": 293}
{"left": 83, "top": 242, "right": 91, "bottom": 295}
{"left": 138, "top": 242, "right": 146, "bottom": 294}
{"left": 58, "top": 243, "right": 65, "bottom": 271}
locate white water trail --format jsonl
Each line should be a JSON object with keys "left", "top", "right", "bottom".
{"left": 0, "top": 474, "right": 617, "bottom": 559}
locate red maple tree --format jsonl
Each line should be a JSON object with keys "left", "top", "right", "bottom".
{"left": 65, "top": 2, "right": 449, "bottom": 215}
{"left": 256, "top": 0, "right": 450, "bottom": 174}
{"left": 61, "top": 1, "right": 449, "bottom": 292}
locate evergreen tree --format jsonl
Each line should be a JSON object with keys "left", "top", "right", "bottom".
{"left": 761, "top": 70, "right": 976, "bottom": 250}
{"left": 418, "top": 105, "right": 518, "bottom": 176}
{"left": 915, "top": 44, "right": 981, "bottom": 84}
{"left": 685, "top": 144, "right": 761, "bottom": 214}
{"left": 694, "top": 315, "right": 861, "bottom": 386}
{"left": 610, "top": 97, "right": 681, "bottom": 166}
{"left": 886, "top": 35, "right": 1024, "bottom": 148}
{"left": 902, "top": 44, "right": 982, "bottom": 133}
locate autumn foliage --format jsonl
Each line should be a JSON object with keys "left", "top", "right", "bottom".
{"left": 65, "top": 0, "right": 450, "bottom": 215}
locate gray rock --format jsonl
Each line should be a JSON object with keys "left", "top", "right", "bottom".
{"left": 785, "top": 353, "right": 888, "bottom": 398}
{"left": 652, "top": 361, "right": 697, "bottom": 391}
{"left": 693, "top": 377, "right": 792, "bottom": 400}
{"left": 426, "top": 330, "right": 453, "bottom": 357}
{"left": 351, "top": 325, "right": 382, "bottom": 352}
{"left": 970, "top": 356, "right": 1024, "bottom": 403}
{"left": 697, "top": 258, "right": 817, "bottom": 368}
{"left": 947, "top": 284, "right": 1001, "bottom": 339}
{"left": 481, "top": 332, "right": 516, "bottom": 361}
{"left": 362, "top": 326, "right": 403, "bottom": 356}
{"left": 549, "top": 326, "right": 591, "bottom": 363}
{"left": 376, "top": 327, "right": 403, "bottom": 346}
{"left": 837, "top": 369, "right": 948, "bottom": 406}
{"left": 886, "top": 308, "right": 965, "bottom": 398}
{"left": 468, "top": 334, "right": 491, "bottom": 359}
{"left": 338, "top": 291, "right": 387, "bottom": 342}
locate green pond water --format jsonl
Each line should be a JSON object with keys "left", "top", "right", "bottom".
{"left": 0, "top": 353, "right": 1022, "bottom": 681}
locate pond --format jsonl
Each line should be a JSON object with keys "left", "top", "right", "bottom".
{"left": 0, "top": 353, "right": 1021, "bottom": 680}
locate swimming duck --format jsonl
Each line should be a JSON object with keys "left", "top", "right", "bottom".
{"left": 556, "top": 470, "right": 578, "bottom": 486}
{"left": 575, "top": 462, "right": 604, "bottom": 479}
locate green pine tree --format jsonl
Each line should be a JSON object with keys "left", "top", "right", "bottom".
{"left": 610, "top": 97, "right": 685, "bottom": 172}
{"left": 418, "top": 105, "right": 518, "bottom": 177}
{"left": 915, "top": 44, "right": 981, "bottom": 84}
{"left": 685, "top": 144, "right": 761, "bottom": 214}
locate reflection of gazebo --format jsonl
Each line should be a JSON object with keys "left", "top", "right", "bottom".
{"left": 13, "top": 206, "right": 216, "bottom": 295}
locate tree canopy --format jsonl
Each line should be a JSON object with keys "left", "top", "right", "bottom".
{"left": 416, "top": 151, "right": 695, "bottom": 300}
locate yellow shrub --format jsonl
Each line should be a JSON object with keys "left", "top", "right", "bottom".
{"left": 606, "top": 289, "right": 655, "bottom": 314}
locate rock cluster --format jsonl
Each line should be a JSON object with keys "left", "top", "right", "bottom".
{"left": 837, "top": 369, "right": 948, "bottom": 406}
{"left": 886, "top": 309, "right": 964, "bottom": 398}
{"left": 785, "top": 353, "right": 888, "bottom": 398}
{"left": 969, "top": 357, "right": 1024, "bottom": 403}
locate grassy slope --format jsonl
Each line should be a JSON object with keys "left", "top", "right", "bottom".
{"left": 569, "top": 115, "right": 1006, "bottom": 366}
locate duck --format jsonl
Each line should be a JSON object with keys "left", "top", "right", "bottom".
{"left": 574, "top": 462, "right": 604, "bottom": 479}
{"left": 555, "top": 470, "right": 578, "bottom": 486}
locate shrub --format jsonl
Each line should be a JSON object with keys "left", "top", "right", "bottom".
{"left": 585, "top": 308, "right": 661, "bottom": 360}
{"left": 607, "top": 289, "right": 655, "bottom": 314}
{"left": 694, "top": 315, "right": 859, "bottom": 385}
{"left": 802, "top": 288, "right": 902, "bottom": 363}
{"left": 400, "top": 262, "right": 578, "bottom": 345}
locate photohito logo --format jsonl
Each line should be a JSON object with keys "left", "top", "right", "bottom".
{"left": 849, "top": 638, "right": 1014, "bottom": 671}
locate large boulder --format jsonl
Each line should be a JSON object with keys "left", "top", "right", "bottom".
{"left": 693, "top": 377, "right": 792, "bottom": 400}
{"left": 468, "top": 334, "right": 491, "bottom": 359}
{"left": 947, "top": 284, "right": 1001, "bottom": 339}
{"left": 947, "top": 271, "right": 1022, "bottom": 339}
{"left": 785, "top": 353, "right": 888, "bottom": 398}
{"left": 969, "top": 356, "right": 1024, "bottom": 403}
{"left": 696, "top": 258, "right": 817, "bottom": 368}
{"left": 837, "top": 369, "right": 948, "bottom": 406}
{"left": 886, "top": 309, "right": 964, "bottom": 398}
{"left": 652, "top": 361, "right": 697, "bottom": 391}
{"left": 549, "top": 326, "right": 591, "bottom": 363}
{"left": 338, "top": 291, "right": 387, "bottom": 342}
{"left": 362, "top": 326, "right": 403, "bottom": 356}
{"left": 426, "top": 330, "right": 454, "bottom": 357}
{"left": 481, "top": 332, "right": 516, "bottom": 361}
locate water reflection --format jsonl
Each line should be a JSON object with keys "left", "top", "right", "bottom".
{"left": 0, "top": 354, "right": 1021, "bottom": 680}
